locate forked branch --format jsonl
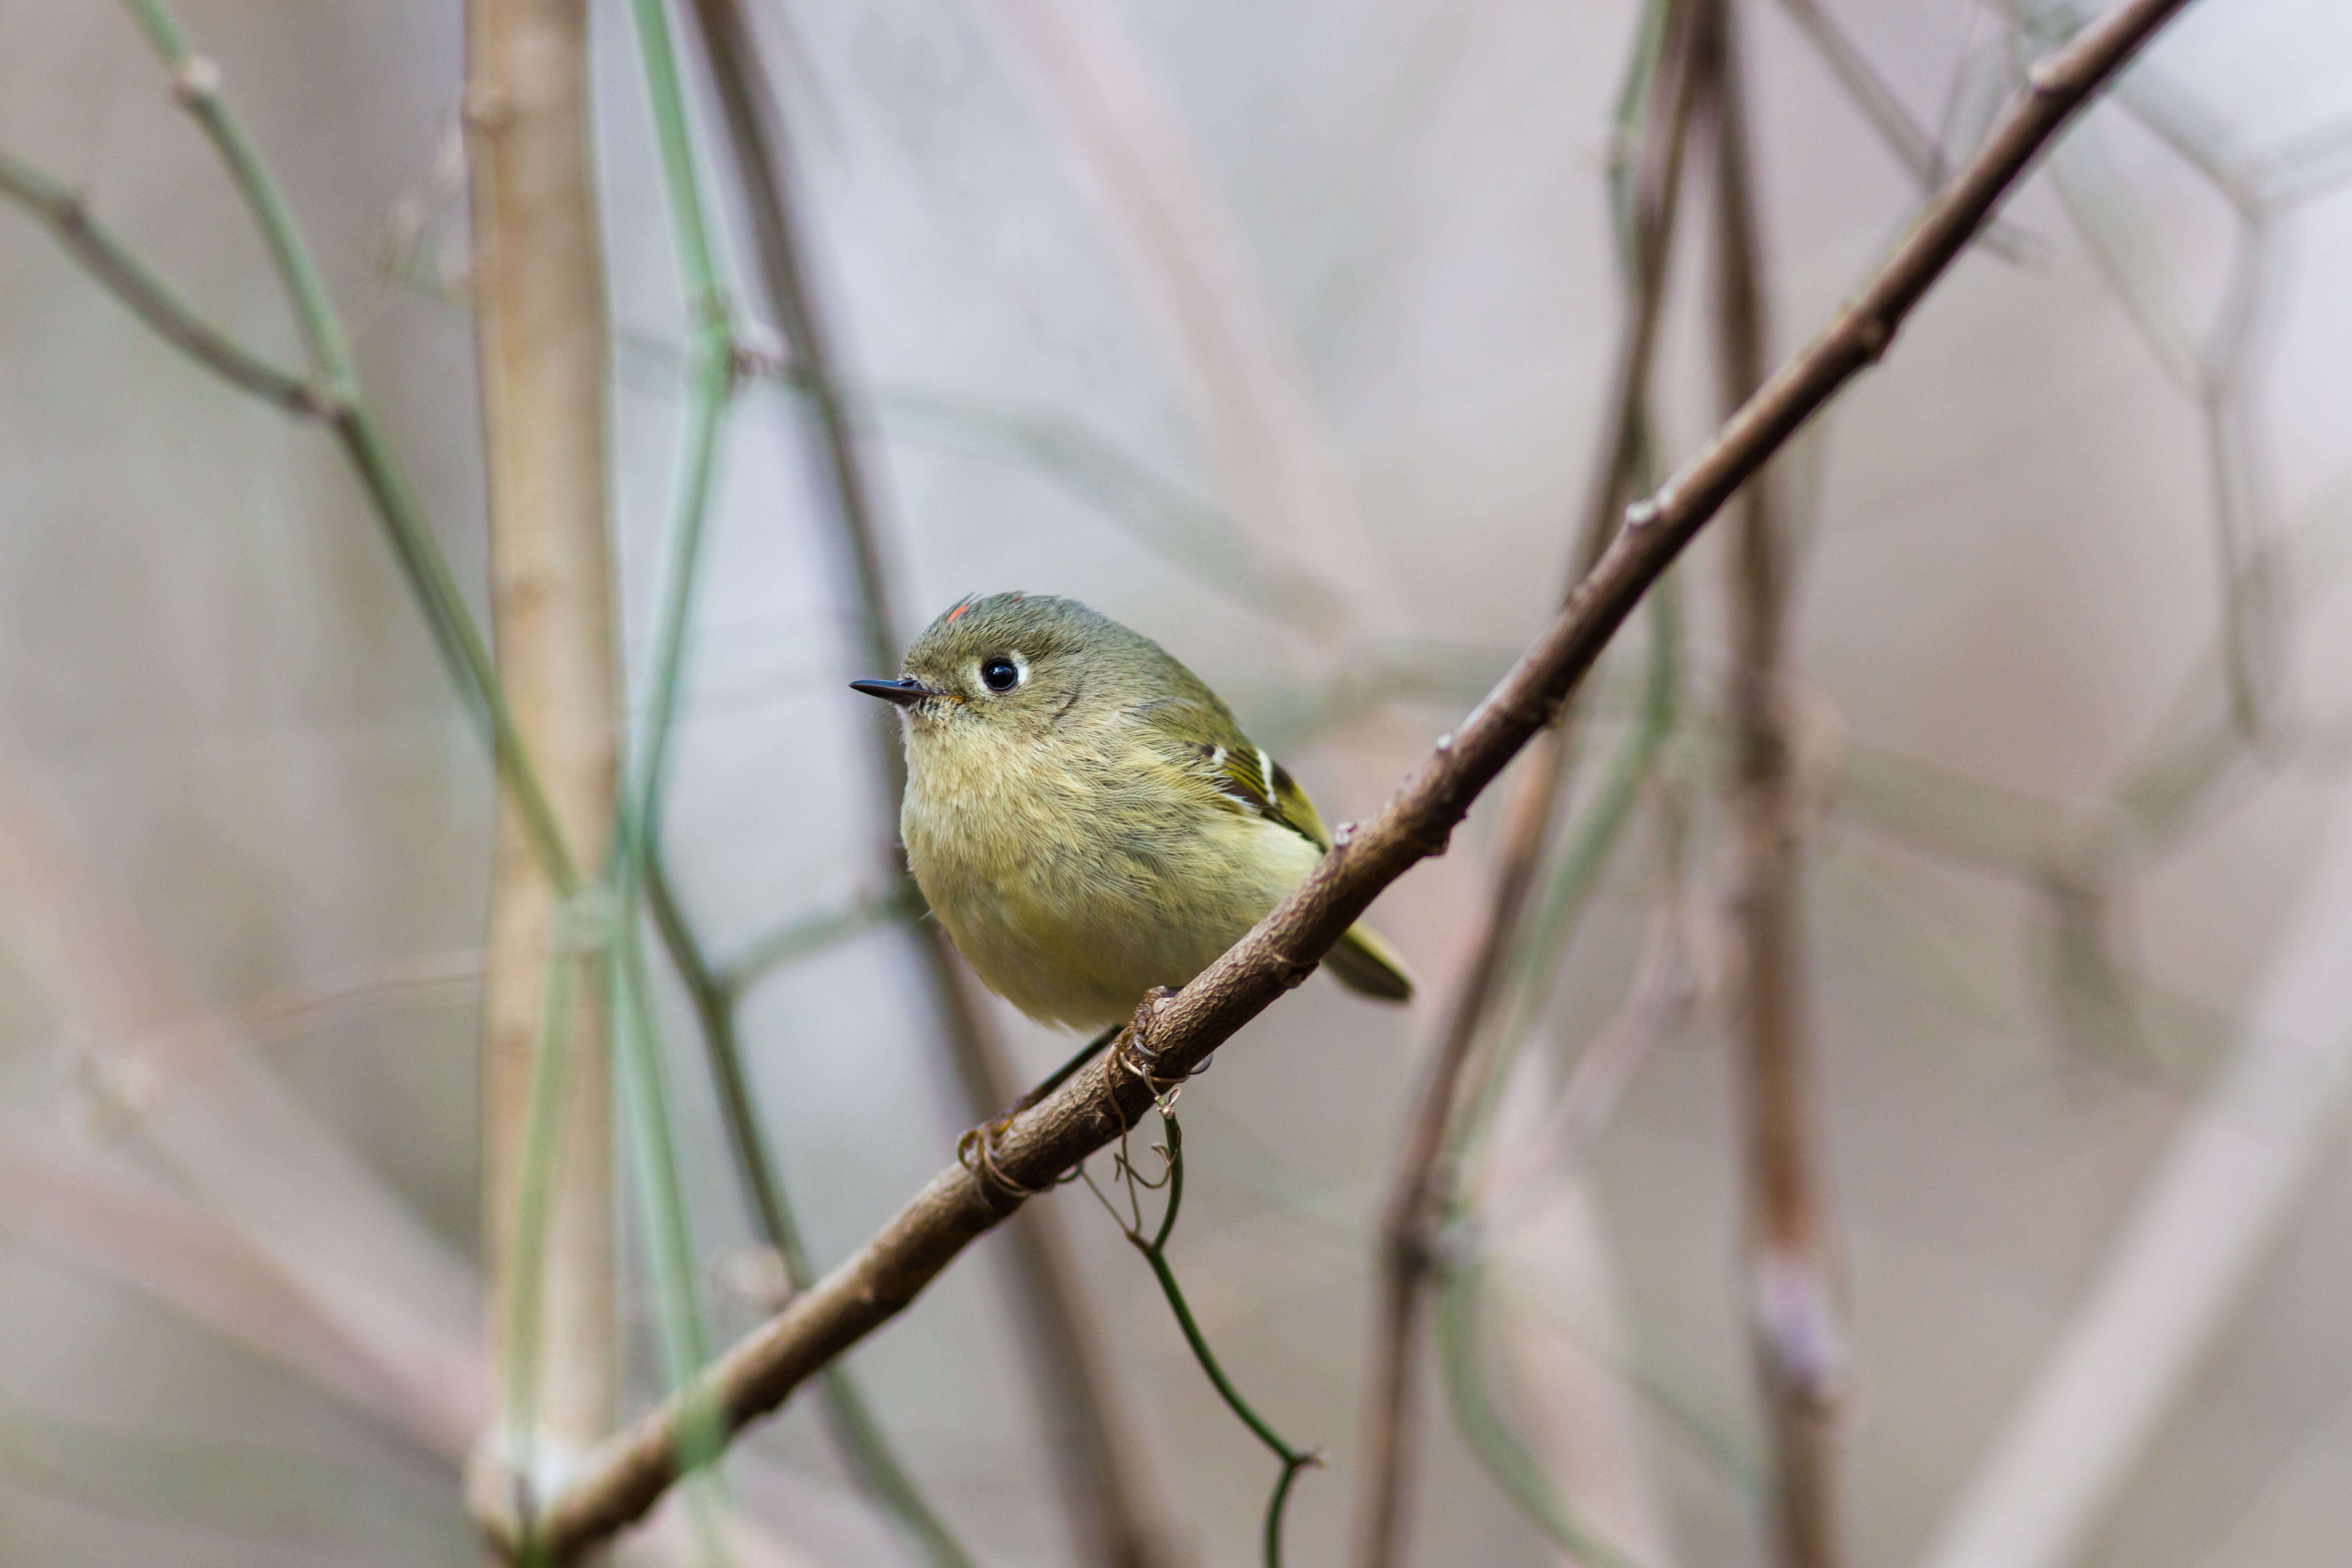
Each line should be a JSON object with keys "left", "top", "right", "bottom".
{"left": 473, "top": 0, "right": 2198, "bottom": 1554}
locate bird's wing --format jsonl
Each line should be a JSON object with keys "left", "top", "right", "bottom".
{"left": 1137, "top": 697, "right": 1332, "bottom": 851}
{"left": 1200, "top": 739, "right": 1332, "bottom": 851}
{"left": 1136, "top": 691, "right": 1415, "bottom": 1003}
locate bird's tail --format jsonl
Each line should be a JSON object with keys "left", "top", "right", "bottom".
{"left": 1323, "top": 922, "right": 1415, "bottom": 1003}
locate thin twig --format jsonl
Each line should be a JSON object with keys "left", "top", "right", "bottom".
{"left": 678, "top": 3, "right": 1167, "bottom": 1564}
{"left": 1422, "top": 575, "right": 1687, "bottom": 1562}
{"left": 113, "top": 0, "right": 581, "bottom": 892}
{"left": 1436, "top": 1260, "right": 1650, "bottom": 1568}
{"left": 471, "top": 4, "right": 2201, "bottom": 1551}
{"left": 718, "top": 887, "right": 914, "bottom": 996}
{"left": 1096, "top": 1111, "right": 1319, "bottom": 1568}
{"left": 592, "top": 0, "right": 752, "bottom": 1559}
{"left": 1432, "top": 806, "right": 1689, "bottom": 1568}
{"left": 1771, "top": 0, "right": 2036, "bottom": 261}
{"left": 0, "top": 149, "right": 319, "bottom": 410}
{"left": 645, "top": 859, "right": 979, "bottom": 1568}
{"left": 1352, "top": 4, "right": 1708, "bottom": 1562}
{"left": 1709, "top": 4, "right": 1847, "bottom": 1564}
{"left": 607, "top": 47, "right": 976, "bottom": 1529}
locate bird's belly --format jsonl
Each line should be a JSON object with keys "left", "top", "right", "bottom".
{"left": 907, "top": 800, "right": 1320, "bottom": 1031}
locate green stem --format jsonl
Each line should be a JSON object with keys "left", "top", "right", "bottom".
{"left": 600, "top": 4, "right": 744, "bottom": 1559}
{"left": 330, "top": 408, "right": 579, "bottom": 889}
{"left": 1125, "top": 1114, "right": 1316, "bottom": 1568}
{"left": 647, "top": 858, "right": 980, "bottom": 1568}
{"left": 118, "top": 0, "right": 354, "bottom": 392}
{"left": 111, "top": 0, "right": 580, "bottom": 893}
{"left": 1431, "top": 446, "right": 1682, "bottom": 1549}
{"left": 611, "top": 5, "right": 976, "bottom": 1567}
{"left": 611, "top": 927, "right": 731, "bottom": 1568}
{"left": 718, "top": 887, "right": 913, "bottom": 995}
{"left": 1606, "top": 0, "right": 1677, "bottom": 271}
{"left": 628, "top": 0, "right": 726, "bottom": 327}
{"left": 502, "top": 947, "right": 582, "bottom": 1485}
{"left": 1435, "top": 1261, "right": 1647, "bottom": 1568}
{"left": 1447, "top": 572, "right": 1680, "bottom": 1189}
{"left": 611, "top": 938, "right": 714, "bottom": 1403}
{"left": 0, "top": 148, "right": 315, "bottom": 410}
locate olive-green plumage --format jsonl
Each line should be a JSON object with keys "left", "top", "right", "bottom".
{"left": 855, "top": 592, "right": 1413, "bottom": 1031}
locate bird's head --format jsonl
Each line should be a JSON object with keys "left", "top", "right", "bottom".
{"left": 851, "top": 592, "right": 1133, "bottom": 748}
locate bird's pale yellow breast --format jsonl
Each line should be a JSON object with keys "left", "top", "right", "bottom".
{"left": 900, "top": 708, "right": 1320, "bottom": 1029}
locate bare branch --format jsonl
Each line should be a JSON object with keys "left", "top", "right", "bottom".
{"left": 1710, "top": 4, "right": 1847, "bottom": 1564}
{"left": 475, "top": 1, "right": 2199, "bottom": 1552}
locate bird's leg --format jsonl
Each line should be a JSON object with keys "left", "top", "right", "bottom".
{"left": 957, "top": 1022, "right": 1122, "bottom": 1203}
{"left": 962, "top": 982, "right": 1195, "bottom": 1196}
{"left": 1016, "top": 1022, "right": 1124, "bottom": 1117}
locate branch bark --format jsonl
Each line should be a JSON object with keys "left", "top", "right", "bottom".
{"left": 1351, "top": 2, "right": 1709, "bottom": 1561}
{"left": 474, "top": 0, "right": 2198, "bottom": 1552}
{"left": 1706, "top": 5, "right": 1846, "bottom": 1565}
{"left": 462, "top": 0, "right": 619, "bottom": 1498}
{"left": 677, "top": 5, "right": 1168, "bottom": 1565}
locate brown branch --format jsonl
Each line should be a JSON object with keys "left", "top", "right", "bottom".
{"left": 677, "top": 4, "right": 1168, "bottom": 1564}
{"left": 462, "top": 0, "right": 621, "bottom": 1494}
{"left": 1708, "top": 4, "right": 1846, "bottom": 1566}
{"left": 475, "top": 0, "right": 2197, "bottom": 1552}
{"left": 1350, "top": 1, "right": 1711, "bottom": 1562}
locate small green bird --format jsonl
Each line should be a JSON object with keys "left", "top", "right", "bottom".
{"left": 853, "top": 592, "right": 1413, "bottom": 1035}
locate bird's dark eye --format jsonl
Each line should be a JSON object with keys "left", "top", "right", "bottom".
{"left": 981, "top": 657, "right": 1020, "bottom": 693}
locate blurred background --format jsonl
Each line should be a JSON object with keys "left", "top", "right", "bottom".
{"left": 2, "top": 0, "right": 2350, "bottom": 1565}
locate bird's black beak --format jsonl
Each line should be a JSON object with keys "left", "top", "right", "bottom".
{"left": 850, "top": 677, "right": 937, "bottom": 708}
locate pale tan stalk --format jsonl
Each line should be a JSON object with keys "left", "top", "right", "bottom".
{"left": 463, "top": 0, "right": 620, "bottom": 1488}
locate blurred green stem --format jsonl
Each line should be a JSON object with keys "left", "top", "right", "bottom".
{"left": 1771, "top": 0, "right": 2033, "bottom": 260}
{"left": 1458, "top": 575, "right": 1680, "bottom": 1180}
{"left": 719, "top": 886, "right": 915, "bottom": 996}
{"left": 1435, "top": 1263, "right": 1647, "bottom": 1568}
{"left": 594, "top": 2, "right": 747, "bottom": 1561}
{"left": 502, "top": 947, "right": 583, "bottom": 1488}
{"left": 614, "top": 0, "right": 981, "bottom": 1563}
{"left": 109, "top": 0, "right": 580, "bottom": 892}
{"left": 643, "top": 860, "right": 980, "bottom": 1568}
{"left": 0, "top": 149, "right": 316, "bottom": 408}
{"left": 678, "top": 0, "right": 1170, "bottom": 1561}
{"left": 1425, "top": 576, "right": 1678, "bottom": 1568}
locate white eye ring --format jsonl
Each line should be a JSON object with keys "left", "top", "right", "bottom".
{"left": 978, "top": 652, "right": 1027, "bottom": 693}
